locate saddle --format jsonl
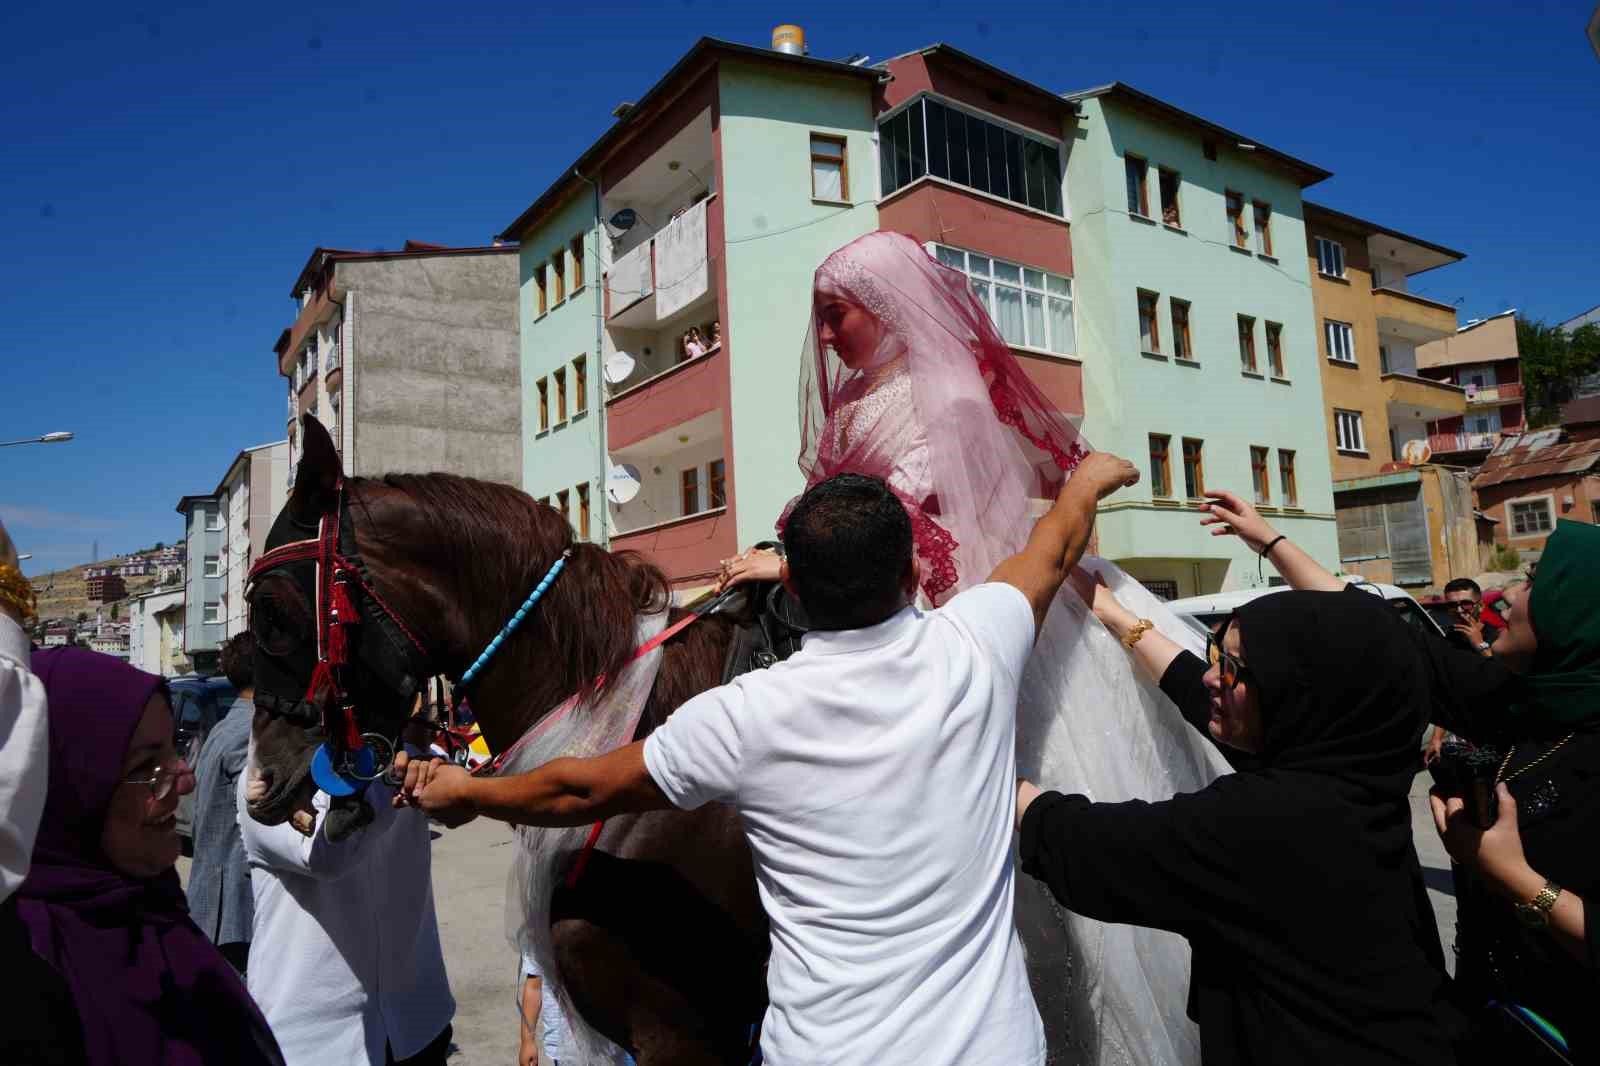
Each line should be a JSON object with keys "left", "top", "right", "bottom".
{"left": 717, "top": 563, "right": 811, "bottom": 684}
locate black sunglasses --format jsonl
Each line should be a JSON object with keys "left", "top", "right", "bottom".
{"left": 1207, "top": 617, "right": 1252, "bottom": 692}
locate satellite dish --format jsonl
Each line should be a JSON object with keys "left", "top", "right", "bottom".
{"left": 603, "top": 351, "right": 637, "bottom": 385}
{"left": 608, "top": 208, "right": 638, "bottom": 232}
{"left": 1401, "top": 439, "right": 1432, "bottom": 466}
{"left": 606, "top": 462, "right": 642, "bottom": 504}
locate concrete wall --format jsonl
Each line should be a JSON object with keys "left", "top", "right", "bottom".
{"left": 717, "top": 60, "right": 880, "bottom": 548}
{"left": 519, "top": 192, "right": 604, "bottom": 538}
{"left": 1417, "top": 313, "right": 1518, "bottom": 371}
{"left": 344, "top": 250, "right": 521, "bottom": 486}
{"left": 1067, "top": 95, "right": 1338, "bottom": 593}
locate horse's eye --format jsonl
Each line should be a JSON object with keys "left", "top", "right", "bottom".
{"left": 252, "top": 599, "right": 299, "bottom": 657}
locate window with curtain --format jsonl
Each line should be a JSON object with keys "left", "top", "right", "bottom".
{"left": 551, "top": 251, "right": 565, "bottom": 305}
{"left": 879, "top": 96, "right": 1062, "bottom": 216}
{"left": 1510, "top": 499, "right": 1554, "bottom": 536}
{"left": 1334, "top": 408, "right": 1365, "bottom": 452}
{"left": 680, "top": 468, "right": 700, "bottom": 515}
{"left": 708, "top": 459, "right": 727, "bottom": 509}
{"left": 810, "top": 134, "right": 847, "bottom": 201}
{"left": 576, "top": 484, "right": 590, "bottom": 539}
{"left": 1315, "top": 237, "right": 1345, "bottom": 278}
{"left": 1238, "top": 315, "right": 1257, "bottom": 372}
{"left": 1158, "top": 167, "right": 1181, "bottom": 226}
{"left": 1125, "top": 156, "right": 1149, "bottom": 217}
{"left": 535, "top": 265, "right": 547, "bottom": 316}
{"left": 1226, "top": 192, "right": 1247, "bottom": 247}
{"left": 572, "top": 356, "right": 587, "bottom": 414}
{"left": 1172, "top": 299, "right": 1192, "bottom": 361}
{"left": 1250, "top": 446, "right": 1270, "bottom": 505}
{"left": 932, "top": 243, "right": 1074, "bottom": 355}
{"left": 1253, "top": 201, "right": 1273, "bottom": 256}
{"left": 1182, "top": 439, "right": 1204, "bottom": 499}
{"left": 1266, "top": 322, "right": 1284, "bottom": 377}
{"left": 556, "top": 490, "right": 570, "bottom": 526}
{"left": 554, "top": 368, "right": 567, "bottom": 423}
{"left": 1149, "top": 434, "right": 1172, "bottom": 497}
{"left": 1325, "top": 320, "right": 1356, "bottom": 364}
{"left": 537, "top": 378, "right": 549, "bottom": 432}
{"left": 1138, "top": 290, "right": 1161, "bottom": 354}
{"left": 1278, "top": 449, "right": 1298, "bottom": 507}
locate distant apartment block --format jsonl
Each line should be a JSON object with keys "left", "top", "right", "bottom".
{"left": 1416, "top": 310, "right": 1526, "bottom": 462}
{"left": 86, "top": 573, "right": 128, "bottom": 602}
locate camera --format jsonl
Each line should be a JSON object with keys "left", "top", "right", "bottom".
{"left": 1427, "top": 739, "right": 1501, "bottom": 829}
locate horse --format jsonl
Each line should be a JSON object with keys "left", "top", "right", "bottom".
{"left": 245, "top": 415, "right": 769, "bottom": 1065}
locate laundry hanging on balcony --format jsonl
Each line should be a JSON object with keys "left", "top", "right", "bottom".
{"left": 655, "top": 199, "right": 708, "bottom": 320}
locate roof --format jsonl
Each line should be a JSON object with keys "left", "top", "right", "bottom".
{"left": 174, "top": 493, "right": 217, "bottom": 514}
{"left": 1561, "top": 304, "right": 1600, "bottom": 332}
{"left": 496, "top": 37, "right": 883, "bottom": 242}
{"left": 289, "top": 241, "right": 517, "bottom": 299}
{"left": 887, "top": 43, "right": 1081, "bottom": 118}
{"left": 1061, "top": 81, "right": 1331, "bottom": 187}
{"left": 1561, "top": 394, "right": 1600, "bottom": 426}
{"left": 1472, "top": 433, "right": 1600, "bottom": 489}
{"left": 1302, "top": 201, "right": 1466, "bottom": 274}
{"left": 1457, "top": 308, "right": 1518, "bottom": 334}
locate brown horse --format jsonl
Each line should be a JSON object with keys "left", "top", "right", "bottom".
{"left": 246, "top": 416, "right": 768, "bottom": 1065}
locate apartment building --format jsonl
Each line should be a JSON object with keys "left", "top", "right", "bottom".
{"left": 174, "top": 494, "right": 223, "bottom": 673}
{"left": 216, "top": 440, "right": 290, "bottom": 636}
{"left": 1063, "top": 83, "right": 1339, "bottom": 597}
{"left": 274, "top": 240, "right": 520, "bottom": 487}
{"left": 85, "top": 573, "right": 128, "bottom": 602}
{"left": 1415, "top": 310, "right": 1527, "bottom": 462}
{"left": 128, "top": 586, "right": 187, "bottom": 677}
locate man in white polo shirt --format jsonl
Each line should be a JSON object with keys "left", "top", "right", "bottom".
{"left": 396, "top": 453, "right": 1138, "bottom": 1065}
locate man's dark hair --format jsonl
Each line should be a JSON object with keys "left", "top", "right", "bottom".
{"left": 219, "top": 632, "right": 256, "bottom": 690}
{"left": 781, "top": 473, "right": 914, "bottom": 631}
{"left": 1442, "top": 578, "right": 1481, "bottom": 599}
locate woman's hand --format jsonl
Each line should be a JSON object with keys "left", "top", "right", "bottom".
{"left": 1067, "top": 567, "right": 1138, "bottom": 637}
{"left": 1017, "top": 778, "right": 1043, "bottom": 831}
{"left": 1430, "top": 783, "right": 1537, "bottom": 899}
{"left": 716, "top": 547, "right": 783, "bottom": 593}
{"left": 1197, "top": 490, "right": 1278, "bottom": 555}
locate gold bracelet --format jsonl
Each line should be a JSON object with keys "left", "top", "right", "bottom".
{"left": 0, "top": 564, "right": 37, "bottom": 623}
{"left": 1121, "top": 619, "right": 1155, "bottom": 648}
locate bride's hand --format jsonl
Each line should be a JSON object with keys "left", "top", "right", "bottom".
{"left": 716, "top": 547, "right": 783, "bottom": 593}
{"left": 1067, "top": 567, "right": 1138, "bottom": 635}
{"left": 1198, "top": 490, "right": 1278, "bottom": 554}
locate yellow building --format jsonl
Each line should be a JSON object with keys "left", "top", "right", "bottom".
{"left": 1303, "top": 204, "right": 1483, "bottom": 591}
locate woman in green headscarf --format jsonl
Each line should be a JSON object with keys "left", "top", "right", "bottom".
{"left": 1429, "top": 519, "right": 1600, "bottom": 1062}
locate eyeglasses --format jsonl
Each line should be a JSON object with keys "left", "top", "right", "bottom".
{"left": 1207, "top": 620, "right": 1252, "bottom": 692}
{"left": 123, "top": 759, "right": 193, "bottom": 802}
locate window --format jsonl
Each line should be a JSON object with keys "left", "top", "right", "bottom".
{"left": 1334, "top": 408, "right": 1366, "bottom": 453}
{"left": 933, "top": 244, "right": 1074, "bottom": 355}
{"left": 576, "top": 484, "right": 590, "bottom": 539}
{"left": 1315, "top": 237, "right": 1345, "bottom": 278}
{"left": 1325, "top": 319, "right": 1356, "bottom": 364}
{"left": 1265, "top": 322, "right": 1284, "bottom": 377}
{"left": 1250, "top": 446, "right": 1270, "bottom": 505}
{"left": 553, "top": 368, "right": 567, "bottom": 423}
{"left": 555, "top": 489, "right": 570, "bottom": 525}
{"left": 1181, "top": 439, "right": 1205, "bottom": 499}
{"left": 330, "top": 390, "right": 341, "bottom": 436}
{"left": 879, "top": 97, "right": 1063, "bottom": 216}
{"left": 1171, "top": 300, "right": 1192, "bottom": 361}
{"left": 572, "top": 355, "right": 587, "bottom": 414}
{"left": 534, "top": 264, "right": 547, "bottom": 316}
{"left": 1379, "top": 344, "right": 1391, "bottom": 374}
{"left": 1149, "top": 434, "right": 1172, "bottom": 498}
{"left": 203, "top": 603, "right": 221, "bottom": 624}
{"left": 1278, "top": 450, "right": 1298, "bottom": 507}
{"left": 1226, "top": 191, "right": 1247, "bottom": 248}
{"left": 551, "top": 251, "right": 565, "bottom": 305}
{"left": 810, "top": 134, "right": 847, "bottom": 201}
{"left": 1138, "top": 290, "right": 1161, "bottom": 354}
{"left": 205, "top": 509, "right": 223, "bottom": 532}
{"left": 203, "top": 556, "right": 221, "bottom": 578}
{"left": 1158, "top": 167, "right": 1181, "bottom": 226}
{"left": 1509, "top": 498, "right": 1554, "bottom": 536}
{"left": 537, "top": 378, "right": 549, "bottom": 432}
{"left": 1253, "top": 201, "right": 1273, "bottom": 256}
{"left": 570, "top": 236, "right": 585, "bottom": 291}
{"left": 1125, "top": 156, "right": 1149, "bottom": 217}
{"left": 680, "top": 467, "right": 700, "bottom": 514}
{"left": 1237, "top": 315, "right": 1257, "bottom": 372}
{"left": 708, "top": 459, "right": 727, "bottom": 509}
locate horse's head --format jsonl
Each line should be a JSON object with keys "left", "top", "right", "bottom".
{"left": 245, "top": 416, "right": 442, "bottom": 837}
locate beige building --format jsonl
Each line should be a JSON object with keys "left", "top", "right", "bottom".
{"left": 1302, "top": 204, "right": 1483, "bottom": 592}
{"left": 1415, "top": 310, "right": 1528, "bottom": 463}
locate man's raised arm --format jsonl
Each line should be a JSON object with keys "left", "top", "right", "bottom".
{"left": 988, "top": 452, "right": 1140, "bottom": 633}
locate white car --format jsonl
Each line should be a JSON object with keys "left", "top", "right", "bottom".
{"left": 1163, "top": 579, "right": 1445, "bottom": 643}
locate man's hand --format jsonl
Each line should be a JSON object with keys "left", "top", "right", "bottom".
{"left": 519, "top": 975, "right": 542, "bottom": 1066}
{"left": 392, "top": 750, "right": 479, "bottom": 828}
{"left": 1071, "top": 452, "right": 1140, "bottom": 502}
{"left": 1454, "top": 618, "right": 1487, "bottom": 652}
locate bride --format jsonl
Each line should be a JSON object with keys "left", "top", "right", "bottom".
{"left": 719, "top": 231, "right": 1232, "bottom": 1066}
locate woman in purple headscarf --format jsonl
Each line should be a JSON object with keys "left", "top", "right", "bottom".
{"left": 15, "top": 647, "right": 284, "bottom": 1066}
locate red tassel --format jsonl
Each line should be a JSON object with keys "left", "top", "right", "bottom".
{"left": 328, "top": 576, "right": 357, "bottom": 667}
{"left": 306, "top": 661, "right": 334, "bottom": 703}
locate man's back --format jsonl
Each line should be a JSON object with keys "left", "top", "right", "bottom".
{"left": 187, "top": 696, "right": 253, "bottom": 951}
{"left": 644, "top": 582, "right": 1045, "bottom": 1066}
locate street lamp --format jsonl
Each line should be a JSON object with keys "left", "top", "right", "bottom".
{"left": 0, "top": 431, "right": 74, "bottom": 448}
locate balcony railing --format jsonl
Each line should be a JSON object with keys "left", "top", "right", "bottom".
{"left": 1428, "top": 431, "right": 1501, "bottom": 454}
{"left": 1464, "top": 381, "right": 1523, "bottom": 405}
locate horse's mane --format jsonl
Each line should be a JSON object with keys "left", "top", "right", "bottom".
{"left": 367, "top": 472, "right": 673, "bottom": 739}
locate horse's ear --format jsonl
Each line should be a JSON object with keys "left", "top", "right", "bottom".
{"left": 291, "top": 415, "right": 343, "bottom": 521}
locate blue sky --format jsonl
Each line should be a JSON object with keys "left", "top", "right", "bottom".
{"left": 4, "top": 0, "right": 1596, "bottom": 575}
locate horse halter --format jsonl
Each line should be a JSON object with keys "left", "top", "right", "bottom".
{"left": 247, "top": 478, "right": 435, "bottom": 795}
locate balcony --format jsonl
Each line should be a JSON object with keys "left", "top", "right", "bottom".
{"left": 607, "top": 408, "right": 728, "bottom": 538}
{"left": 1428, "top": 430, "right": 1502, "bottom": 456}
{"left": 605, "top": 197, "right": 716, "bottom": 332}
{"left": 1382, "top": 373, "right": 1466, "bottom": 422}
{"left": 1464, "top": 381, "right": 1523, "bottom": 407}
{"left": 606, "top": 337, "right": 727, "bottom": 452}
{"left": 1373, "top": 287, "right": 1457, "bottom": 345}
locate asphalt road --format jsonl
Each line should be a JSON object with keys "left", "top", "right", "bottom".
{"left": 183, "top": 770, "right": 1458, "bottom": 1063}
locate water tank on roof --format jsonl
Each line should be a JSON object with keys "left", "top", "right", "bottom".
{"left": 772, "top": 25, "right": 806, "bottom": 55}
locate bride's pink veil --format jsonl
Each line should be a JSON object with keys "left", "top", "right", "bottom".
{"left": 791, "top": 230, "right": 1088, "bottom": 601}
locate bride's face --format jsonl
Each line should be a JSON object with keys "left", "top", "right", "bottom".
{"left": 816, "top": 295, "right": 885, "bottom": 370}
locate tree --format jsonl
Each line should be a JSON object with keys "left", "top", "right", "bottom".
{"left": 75, "top": 611, "right": 88, "bottom": 625}
{"left": 1518, "top": 317, "right": 1600, "bottom": 427}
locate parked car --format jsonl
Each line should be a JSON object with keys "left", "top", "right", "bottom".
{"left": 1163, "top": 579, "right": 1446, "bottom": 643}
{"left": 168, "top": 674, "right": 239, "bottom": 851}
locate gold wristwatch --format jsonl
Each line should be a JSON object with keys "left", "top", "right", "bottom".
{"left": 1514, "top": 880, "right": 1562, "bottom": 929}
